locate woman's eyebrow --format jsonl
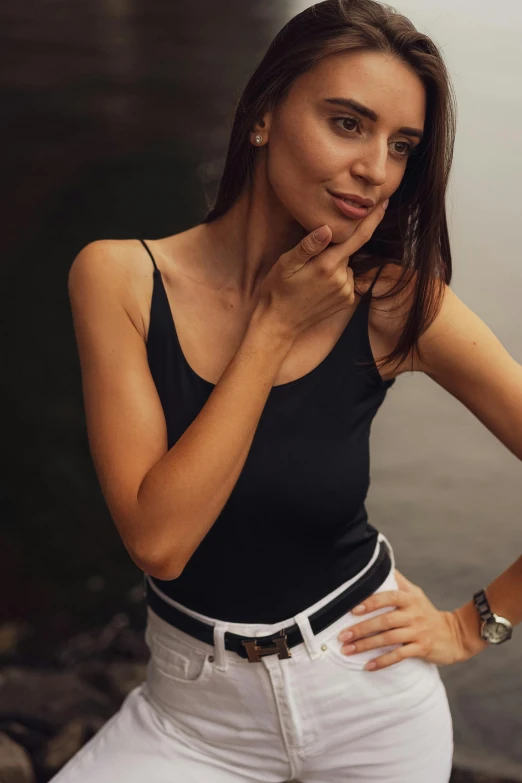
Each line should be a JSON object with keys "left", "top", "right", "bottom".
{"left": 323, "top": 97, "right": 424, "bottom": 140}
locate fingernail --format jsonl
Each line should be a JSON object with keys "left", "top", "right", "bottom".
{"left": 313, "top": 225, "right": 329, "bottom": 241}
{"left": 383, "top": 198, "right": 389, "bottom": 210}
{"left": 352, "top": 604, "right": 365, "bottom": 613}
{"left": 339, "top": 631, "right": 353, "bottom": 642}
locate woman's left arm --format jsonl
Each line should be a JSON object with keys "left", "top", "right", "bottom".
{"left": 341, "top": 281, "right": 522, "bottom": 669}
{"left": 414, "top": 282, "right": 522, "bottom": 658}
{"left": 414, "top": 282, "right": 522, "bottom": 462}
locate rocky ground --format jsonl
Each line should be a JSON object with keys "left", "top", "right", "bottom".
{"left": 0, "top": 586, "right": 150, "bottom": 783}
{"left": 0, "top": 588, "right": 519, "bottom": 783}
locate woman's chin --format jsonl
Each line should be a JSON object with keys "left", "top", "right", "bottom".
{"left": 328, "top": 223, "right": 359, "bottom": 244}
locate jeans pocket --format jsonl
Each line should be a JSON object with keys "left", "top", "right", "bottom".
{"left": 319, "top": 565, "right": 402, "bottom": 671}
{"left": 145, "top": 623, "right": 213, "bottom": 685}
{"left": 323, "top": 624, "right": 407, "bottom": 672}
{"left": 320, "top": 615, "right": 436, "bottom": 710}
{"left": 318, "top": 567, "right": 438, "bottom": 698}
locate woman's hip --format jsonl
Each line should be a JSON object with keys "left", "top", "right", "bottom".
{"left": 143, "top": 530, "right": 449, "bottom": 760}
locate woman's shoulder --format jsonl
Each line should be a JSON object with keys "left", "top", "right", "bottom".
{"left": 75, "top": 232, "right": 196, "bottom": 342}
{"left": 71, "top": 239, "right": 153, "bottom": 341}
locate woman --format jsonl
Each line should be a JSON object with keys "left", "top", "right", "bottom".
{"left": 57, "top": 0, "right": 521, "bottom": 781}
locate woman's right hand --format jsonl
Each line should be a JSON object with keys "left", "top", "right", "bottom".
{"left": 255, "top": 198, "right": 389, "bottom": 341}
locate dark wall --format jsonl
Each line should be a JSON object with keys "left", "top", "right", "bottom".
{"left": 1, "top": 0, "right": 284, "bottom": 655}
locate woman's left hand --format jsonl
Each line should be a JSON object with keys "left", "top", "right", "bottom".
{"left": 337, "top": 569, "right": 470, "bottom": 670}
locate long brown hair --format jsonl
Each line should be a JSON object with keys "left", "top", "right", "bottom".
{"left": 201, "top": 0, "right": 457, "bottom": 375}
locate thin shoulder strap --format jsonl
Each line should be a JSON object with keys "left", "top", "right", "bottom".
{"left": 139, "top": 239, "right": 159, "bottom": 273}
{"left": 366, "top": 264, "right": 385, "bottom": 296}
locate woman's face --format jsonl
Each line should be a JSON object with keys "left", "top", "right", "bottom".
{"left": 259, "top": 49, "right": 426, "bottom": 243}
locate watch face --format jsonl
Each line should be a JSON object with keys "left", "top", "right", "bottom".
{"left": 483, "top": 621, "right": 512, "bottom": 644}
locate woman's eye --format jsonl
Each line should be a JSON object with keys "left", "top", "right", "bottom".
{"left": 332, "top": 117, "right": 414, "bottom": 157}
{"left": 333, "top": 116, "right": 360, "bottom": 133}
{"left": 393, "top": 141, "right": 414, "bottom": 157}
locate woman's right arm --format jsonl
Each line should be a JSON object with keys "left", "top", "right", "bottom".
{"left": 68, "top": 241, "right": 294, "bottom": 581}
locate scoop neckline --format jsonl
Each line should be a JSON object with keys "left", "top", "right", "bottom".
{"left": 148, "top": 267, "right": 393, "bottom": 391}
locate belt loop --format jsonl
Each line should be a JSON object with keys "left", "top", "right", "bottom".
{"left": 212, "top": 621, "right": 230, "bottom": 672}
{"left": 293, "top": 610, "right": 323, "bottom": 661}
{"left": 377, "top": 531, "right": 396, "bottom": 573}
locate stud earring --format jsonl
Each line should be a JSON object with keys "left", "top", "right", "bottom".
{"left": 254, "top": 134, "right": 263, "bottom": 144}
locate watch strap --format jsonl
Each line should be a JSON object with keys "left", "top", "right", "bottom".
{"left": 473, "top": 588, "right": 494, "bottom": 622}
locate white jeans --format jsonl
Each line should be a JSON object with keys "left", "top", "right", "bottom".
{"left": 49, "top": 532, "right": 454, "bottom": 782}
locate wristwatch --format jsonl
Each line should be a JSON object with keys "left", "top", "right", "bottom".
{"left": 473, "top": 589, "right": 513, "bottom": 644}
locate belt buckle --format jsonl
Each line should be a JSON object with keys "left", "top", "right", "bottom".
{"left": 242, "top": 629, "right": 292, "bottom": 663}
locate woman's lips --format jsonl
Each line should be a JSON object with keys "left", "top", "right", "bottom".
{"left": 329, "top": 193, "right": 370, "bottom": 220}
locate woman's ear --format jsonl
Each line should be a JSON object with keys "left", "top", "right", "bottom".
{"left": 253, "top": 110, "right": 272, "bottom": 139}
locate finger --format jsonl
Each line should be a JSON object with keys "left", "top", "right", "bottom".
{"left": 290, "top": 224, "right": 332, "bottom": 265}
{"left": 340, "top": 198, "right": 388, "bottom": 258}
{"left": 338, "top": 610, "right": 405, "bottom": 642}
{"left": 342, "top": 627, "right": 409, "bottom": 654}
{"left": 321, "top": 198, "right": 388, "bottom": 270}
{"left": 364, "top": 645, "right": 421, "bottom": 671}
{"left": 351, "top": 589, "right": 409, "bottom": 615}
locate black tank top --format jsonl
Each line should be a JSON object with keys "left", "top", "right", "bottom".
{"left": 141, "top": 239, "right": 396, "bottom": 623}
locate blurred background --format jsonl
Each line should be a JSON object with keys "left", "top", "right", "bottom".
{"left": 1, "top": 0, "right": 520, "bottom": 781}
